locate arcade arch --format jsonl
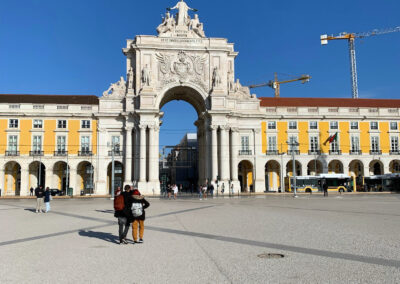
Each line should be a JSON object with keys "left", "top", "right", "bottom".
{"left": 53, "top": 161, "right": 69, "bottom": 194}
{"left": 389, "top": 160, "right": 400, "bottom": 173}
{"left": 107, "top": 161, "right": 123, "bottom": 194}
{"left": 307, "top": 160, "right": 323, "bottom": 175}
{"left": 265, "top": 160, "right": 280, "bottom": 191}
{"left": 349, "top": 160, "right": 364, "bottom": 191}
{"left": 4, "top": 161, "right": 21, "bottom": 196}
{"left": 29, "top": 161, "right": 45, "bottom": 189}
{"left": 369, "top": 160, "right": 383, "bottom": 175}
{"left": 328, "top": 160, "right": 343, "bottom": 174}
{"left": 238, "top": 160, "right": 253, "bottom": 192}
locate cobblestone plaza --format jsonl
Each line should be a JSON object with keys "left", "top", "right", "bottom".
{"left": 1, "top": 194, "right": 399, "bottom": 283}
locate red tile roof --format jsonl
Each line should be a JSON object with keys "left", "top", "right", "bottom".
{"left": 259, "top": 97, "right": 400, "bottom": 108}
{"left": 0, "top": 94, "right": 99, "bottom": 105}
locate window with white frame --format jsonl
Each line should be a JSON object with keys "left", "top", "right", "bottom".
{"left": 370, "top": 121, "right": 379, "bottom": 130}
{"left": 9, "top": 119, "right": 18, "bottom": 128}
{"left": 240, "top": 136, "right": 250, "bottom": 155}
{"left": 33, "top": 119, "right": 43, "bottom": 129}
{"left": 391, "top": 136, "right": 399, "bottom": 152}
{"left": 309, "top": 121, "right": 318, "bottom": 130}
{"left": 330, "top": 121, "right": 338, "bottom": 130}
{"left": 330, "top": 135, "right": 339, "bottom": 152}
{"left": 288, "top": 135, "right": 298, "bottom": 151}
{"left": 57, "top": 136, "right": 66, "bottom": 153}
{"left": 112, "top": 136, "right": 121, "bottom": 153}
{"left": 8, "top": 135, "right": 17, "bottom": 152}
{"left": 350, "top": 121, "right": 358, "bottom": 130}
{"left": 81, "top": 120, "right": 91, "bottom": 129}
{"left": 267, "top": 121, "right": 276, "bottom": 130}
{"left": 390, "top": 122, "right": 398, "bottom": 131}
{"left": 9, "top": 104, "right": 20, "bottom": 109}
{"left": 351, "top": 136, "right": 360, "bottom": 153}
{"left": 268, "top": 136, "right": 277, "bottom": 152}
{"left": 371, "top": 136, "right": 380, "bottom": 152}
{"left": 57, "top": 120, "right": 67, "bottom": 129}
{"left": 288, "top": 121, "right": 297, "bottom": 130}
{"left": 81, "top": 136, "right": 90, "bottom": 152}
{"left": 310, "top": 136, "right": 319, "bottom": 153}
{"left": 33, "top": 136, "right": 42, "bottom": 152}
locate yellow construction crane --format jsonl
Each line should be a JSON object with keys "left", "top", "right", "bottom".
{"left": 249, "top": 73, "right": 311, "bottom": 98}
{"left": 320, "top": 26, "right": 400, "bottom": 99}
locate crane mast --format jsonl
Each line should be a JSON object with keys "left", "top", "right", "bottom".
{"left": 320, "top": 26, "right": 400, "bottom": 99}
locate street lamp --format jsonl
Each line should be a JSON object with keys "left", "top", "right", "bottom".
{"left": 287, "top": 140, "right": 299, "bottom": 197}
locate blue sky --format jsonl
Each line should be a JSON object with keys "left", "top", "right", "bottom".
{"left": 1, "top": 0, "right": 399, "bottom": 147}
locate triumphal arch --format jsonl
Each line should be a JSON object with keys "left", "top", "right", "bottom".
{"left": 98, "top": 1, "right": 264, "bottom": 194}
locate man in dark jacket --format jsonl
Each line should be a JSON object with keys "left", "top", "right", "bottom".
{"left": 114, "top": 185, "right": 132, "bottom": 244}
{"left": 129, "top": 189, "right": 150, "bottom": 244}
{"left": 35, "top": 186, "right": 45, "bottom": 213}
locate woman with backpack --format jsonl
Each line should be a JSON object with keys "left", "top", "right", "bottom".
{"left": 114, "top": 186, "right": 131, "bottom": 244}
{"left": 130, "top": 189, "right": 150, "bottom": 244}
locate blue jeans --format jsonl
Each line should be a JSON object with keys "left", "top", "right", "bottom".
{"left": 45, "top": 202, "right": 51, "bottom": 212}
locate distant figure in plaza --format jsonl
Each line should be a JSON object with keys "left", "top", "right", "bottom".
{"left": 130, "top": 189, "right": 150, "bottom": 244}
{"left": 35, "top": 185, "right": 45, "bottom": 213}
{"left": 208, "top": 183, "right": 214, "bottom": 196}
{"left": 30, "top": 187, "right": 34, "bottom": 196}
{"left": 44, "top": 187, "right": 51, "bottom": 213}
{"left": 114, "top": 185, "right": 131, "bottom": 244}
{"left": 167, "top": 184, "right": 172, "bottom": 199}
{"left": 230, "top": 183, "right": 234, "bottom": 195}
{"left": 323, "top": 182, "right": 328, "bottom": 197}
{"left": 202, "top": 184, "right": 207, "bottom": 199}
{"left": 173, "top": 184, "right": 178, "bottom": 199}
{"left": 167, "top": 0, "right": 198, "bottom": 26}
{"left": 198, "top": 184, "right": 202, "bottom": 199}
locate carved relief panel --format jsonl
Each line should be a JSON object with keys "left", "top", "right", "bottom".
{"left": 155, "top": 51, "right": 209, "bottom": 92}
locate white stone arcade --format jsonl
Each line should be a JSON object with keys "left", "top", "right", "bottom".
{"left": 97, "top": 1, "right": 263, "bottom": 194}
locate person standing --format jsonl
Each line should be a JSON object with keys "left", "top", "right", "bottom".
{"left": 35, "top": 186, "right": 45, "bottom": 213}
{"left": 44, "top": 187, "right": 51, "bottom": 213}
{"left": 30, "top": 187, "right": 34, "bottom": 196}
{"left": 114, "top": 185, "right": 131, "bottom": 244}
{"left": 208, "top": 183, "right": 214, "bottom": 196}
{"left": 323, "top": 181, "right": 328, "bottom": 197}
{"left": 130, "top": 189, "right": 150, "bottom": 244}
{"left": 202, "top": 184, "right": 207, "bottom": 199}
{"left": 173, "top": 184, "right": 178, "bottom": 199}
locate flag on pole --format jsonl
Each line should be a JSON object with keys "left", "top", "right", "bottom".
{"left": 324, "top": 132, "right": 338, "bottom": 145}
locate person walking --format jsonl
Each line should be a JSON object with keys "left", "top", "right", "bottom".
{"left": 173, "top": 184, "right": 178, "bottom": 199}
{"left": 30, "top": 187, "right": 34, "bottom": 196}
{"left": 323, "top": 181, "right": 328, "bottom": 197}
{"left": 202, "top": 184, "right": 207, "bottom": 199}
{"left": 114, "top": 185, "right": 131, "bottom": 244}
{"left": 208, "top": 183, "right": 214, "bottom": 197}
{"left": 130, "top": 189, "right": 150, "bottom": 244}
{"left": 44, "top": 187, "right": 51, "bottom": 213}
{"left": 35, "top": 186, "right": 45, "bottom": 213}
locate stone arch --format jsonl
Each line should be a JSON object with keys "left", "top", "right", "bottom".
{"left": 349, "top": 160, "right": 364, "bottom": 192}
{"left": 157, "top": 84, "right": 208, "bottom": 115}
{"left": 369, "top": 160, "right": 383, "bottom": 175}
{"left": 238, "top": 160, "right": 253, "bottom": 192}
{"left": 53, "top": 161, "right": 70, "bottom": 194}
{"left": 307, "top": 160, "right": 323, "bottom": 175}
{"left": 107, "top": 161, "right": 124, "bottom": 194}
{"left": 29, "top": 161, "right": 46, "bottom": 189}
{"left": 286, "top": 160, "right": 302, "bottom": 176}
{"left": 77, "top": 161, "right": 95, "bottom": 195}
{"left": 4, "top": 161, "right": 21, "bottom": 196}
{"left": 328, "top": 160, "right": 343, "bottom": 174}
{"left": 389, "top": 160, "right": 400, "bottom": 173}
{"left": 265, "top": 160, "right": 280, "bottom": 192}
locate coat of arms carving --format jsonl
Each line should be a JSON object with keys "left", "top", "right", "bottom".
{"left": 156, "top": 51, "right": 208, "bottom": 91}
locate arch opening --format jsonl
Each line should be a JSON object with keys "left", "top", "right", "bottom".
{"left": 265, "top": 160, "right": 281, "bottom": 192}
{"left": 238, "top": 160, "right": 253, "bottom": 192}
{"left": 4, "top": 161, "right": 21, "bottom": 196}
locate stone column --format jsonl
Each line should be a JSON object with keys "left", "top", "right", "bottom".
{"left": 139, "top": 125, "right": 147, "bottom": 182}
{"left": 133, "top": 127, "right": 139, "bottom": 183}
{"left": 45, "top": 166, "right": 52, "bottom": 189}
{"left": 20, "top": 168, "right": 29, "bottom": 196}
{"left": 211, "top": 126, "right": 218, "bottom": 182}
{"left": 153, "top": 126, "right": 160, "bottom": 183}
{"left": 197, "top": 126, "right": 204, "bottom": 183}
{"left": 124, "top": 127, "right": 133, "bottom": 184}
{"left": 148, "top": 125, "right": 156, "bottom": 181}
{"left": 231, "top": 129, "right": 239, "bottom": 181}
{"left": 203, "top": 120, "right": 210, "bottom": 182}
{"left": 220, "top": 126, "right": 230, "bottom": 181}
{"left": 69, "top": 167, "right": 78, "bottom": 195}
{"left": 0, "top": 168, "right": 4, "bottom": 196}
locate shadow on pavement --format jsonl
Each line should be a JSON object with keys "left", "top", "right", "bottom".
{"left": 24, "top": 208, "right": 37, "bottom": 213}
{"left": 78, "top": 230, "right": 119, "bottom": 244}
{"left": 95, "top": 209, "right": 113, "bottom": 214}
